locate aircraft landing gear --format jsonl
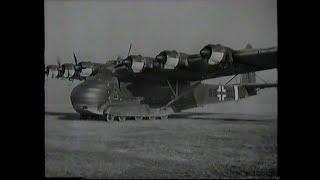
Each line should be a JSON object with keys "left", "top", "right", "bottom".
{"left": 105, "top": 114, "right": 115, "bottom": 122}
{"left": 134, "top": 116, "right": 143, "bottom": 121}
{"left": 159, "top": 115, "right": 168, "bottom": 120}
{"left": 117, "top": 116, "right": 126, "bottom": 122}
{"left": 102, "top": 111, "right": 169, "bottom": 122}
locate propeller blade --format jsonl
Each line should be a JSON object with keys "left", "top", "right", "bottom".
{"left": 127, "top": 43, "right": 132, "bottom": 57}
{"left": 73, "top": 52, "right": 83, "bottom": 72}
{"left": 73, "top": 52, "right": 78, "bottom": 65}
{"left": 57, "top": 57, "right": 61, "bottom": 67}
{"left": 116, "top": 55, "right": 123, "bottom": 61}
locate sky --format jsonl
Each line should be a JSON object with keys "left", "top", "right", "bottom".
{"left": 45, "top": 0, "right": 278, "bottom": 115}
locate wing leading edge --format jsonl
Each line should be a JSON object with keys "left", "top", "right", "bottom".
{"left": 233, "top": 47, "right": 277, "bottom": 69}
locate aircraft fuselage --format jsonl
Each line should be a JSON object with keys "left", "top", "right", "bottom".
{"left": 70, "top": 74, "right": 251, "bottom": 118}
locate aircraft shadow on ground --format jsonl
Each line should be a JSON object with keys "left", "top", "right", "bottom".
{"left": 169, "top": 113, "right": 272, "bottom": 122}
{"left": 45, "top": 111, "right": 273, "bottom": 122}
{"left": 45, "top": 112, "right": 105, "bottom": 121}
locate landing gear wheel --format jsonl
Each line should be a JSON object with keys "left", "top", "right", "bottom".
{"left": 149, "top": 116, "right": 156, "bottom": 120}
{"left": 117, "top": 116, "right": 126, "bottom": 122}
{"left": 159, "top": 115, "right": 168, "bottom": 120}
{"left": 105, "top": 114, "right": 115, "bottom": 122}
{"left": 134, "top": 116, "right": 143, "bottom": 121}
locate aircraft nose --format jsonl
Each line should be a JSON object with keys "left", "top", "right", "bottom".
{"left": 70, "top": 79, "right": 109, "bottom": 114}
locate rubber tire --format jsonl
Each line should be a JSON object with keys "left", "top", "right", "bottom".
{"left": 134, "top": 116, "right": 143, "bottom": 121}
{"left": 105, "top": 114, "right": 114, "bottom": 122}
{"left": 118, "top": 116, "right": 126, "bottom": 122}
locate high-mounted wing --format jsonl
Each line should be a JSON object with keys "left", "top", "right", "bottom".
{"left": 112, "top": 44, "right": 277, "bottom": 82}
{"left": 233, "top": 47, "right": 277, "bottom": 69}
{"left": 199, "top": 44, "right": 277, "bottom": 79}
{"left": 45, "top": 44, "right": 277, "bottom": 82}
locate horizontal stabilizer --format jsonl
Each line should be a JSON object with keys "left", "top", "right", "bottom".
{"left": 238, "top": 83, "right": 277, "bottom": 89}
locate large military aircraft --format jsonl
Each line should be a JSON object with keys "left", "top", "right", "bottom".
{"left": 45, "top": 43, "right": 277, "bottom": 121}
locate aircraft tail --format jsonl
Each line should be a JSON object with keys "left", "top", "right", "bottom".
{"left": 239, "top": 44, "right": 257, "bottom": 85}
{"left": 239, "top": 72, "right": 278, "bottom": 96}
{"left": 167, "top": 77, "right": 276, "bottom": 112}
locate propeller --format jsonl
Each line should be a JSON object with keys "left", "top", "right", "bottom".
{"left": 72, "top": 52, "right": 95, "bottom": 78}
{"left": 114, "top": 43, "right": 134, "bottom": 72}
{"left": 45, "top": 52, "right": 92, "bottom": 80}
{"left": 57, "top": 56, "right": 61, "bottom": 66}
{"left": 121, "top": 42, "right": 134, "bottom": 68}
{"left": 45, "top": 64, "right": 59, "bottom": 78}
{"left": 45, "top": 55, "right": 76, "bottom": 79}
{"left": 116, "top": 55, "right": 123, "bottom": 61}
{"left": 127, "top": 43, "right": 132, "bottom": 57}
{"left": 56, "top": 56, "right": 65, "bottom": 78}
{"left": 73, "top": 52, "right": 82, "bottom": 72}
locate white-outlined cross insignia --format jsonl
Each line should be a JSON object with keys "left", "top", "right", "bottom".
{"left": 217, "top": 85, "right": 227, "bottom": 101}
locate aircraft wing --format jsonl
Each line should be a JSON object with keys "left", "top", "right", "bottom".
{"left": 113, "top": 45, "right": 277, "bottom": 82}
{"left": 206, "top": 46, "right": 277, "bottom": 79}
{"left": 233, "top": 47, "right": 277, "bottom": 69}
{"left": 45, "top": 44, "right": 277, "bottom": 82}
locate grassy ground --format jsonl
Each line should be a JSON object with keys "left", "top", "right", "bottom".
{"left": 45, "top": 110, "right": 277, "bottom": 178}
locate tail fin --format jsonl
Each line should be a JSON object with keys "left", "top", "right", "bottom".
{"left": 239, "top": 72, "right": 257, "bottom": 96}
{"left": 240, "top": 72, "right": 256, "bottom": 84}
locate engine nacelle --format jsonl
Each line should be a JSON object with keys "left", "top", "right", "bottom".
{"left": 156, "top": 50, "right": 184, "bottom": 70}
{"left": 129, "top": 55, "right": 145, "bottom": 73}
{"left": 62, "top": 63, "right": 75, "bottom": 78}
{"left": 156, "top": 50, "right": 207, "bottom": 70}
{"left": 200, "top": 44, "right": 233, "bottom": 65}
{"left": 118, "top": 55, "right": 158, "bottom": 73}
{"left": 46, "top": 65, "right": 59, "bottom": 78}
{"left": 185, "top": 54, "right": 205, "bottom": 69}
{"left": 143, "top": 56, "right": 160, "bottom": 69}
{"left": 79, "top": 62, "right": 95, "bottom": 77}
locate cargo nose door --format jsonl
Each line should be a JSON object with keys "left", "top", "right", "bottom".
{"left": 98, "top": 77, "right": 120, "bottom": 112}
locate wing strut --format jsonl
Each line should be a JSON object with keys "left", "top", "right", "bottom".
{"left": 255, "top": 72, "right": 269, "bottom": 84}
{"left": 224, "top": 73, "right": 239, "bottom": 85}
{"left": 167, "top": 80, "right": 179, "bottom": 98}
{"left": 165, "top": 81, "right": 201, "bottom": 108}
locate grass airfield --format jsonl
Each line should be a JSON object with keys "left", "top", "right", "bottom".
{"left": 45, "top": 105, "right": 277, "bottom": 179}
